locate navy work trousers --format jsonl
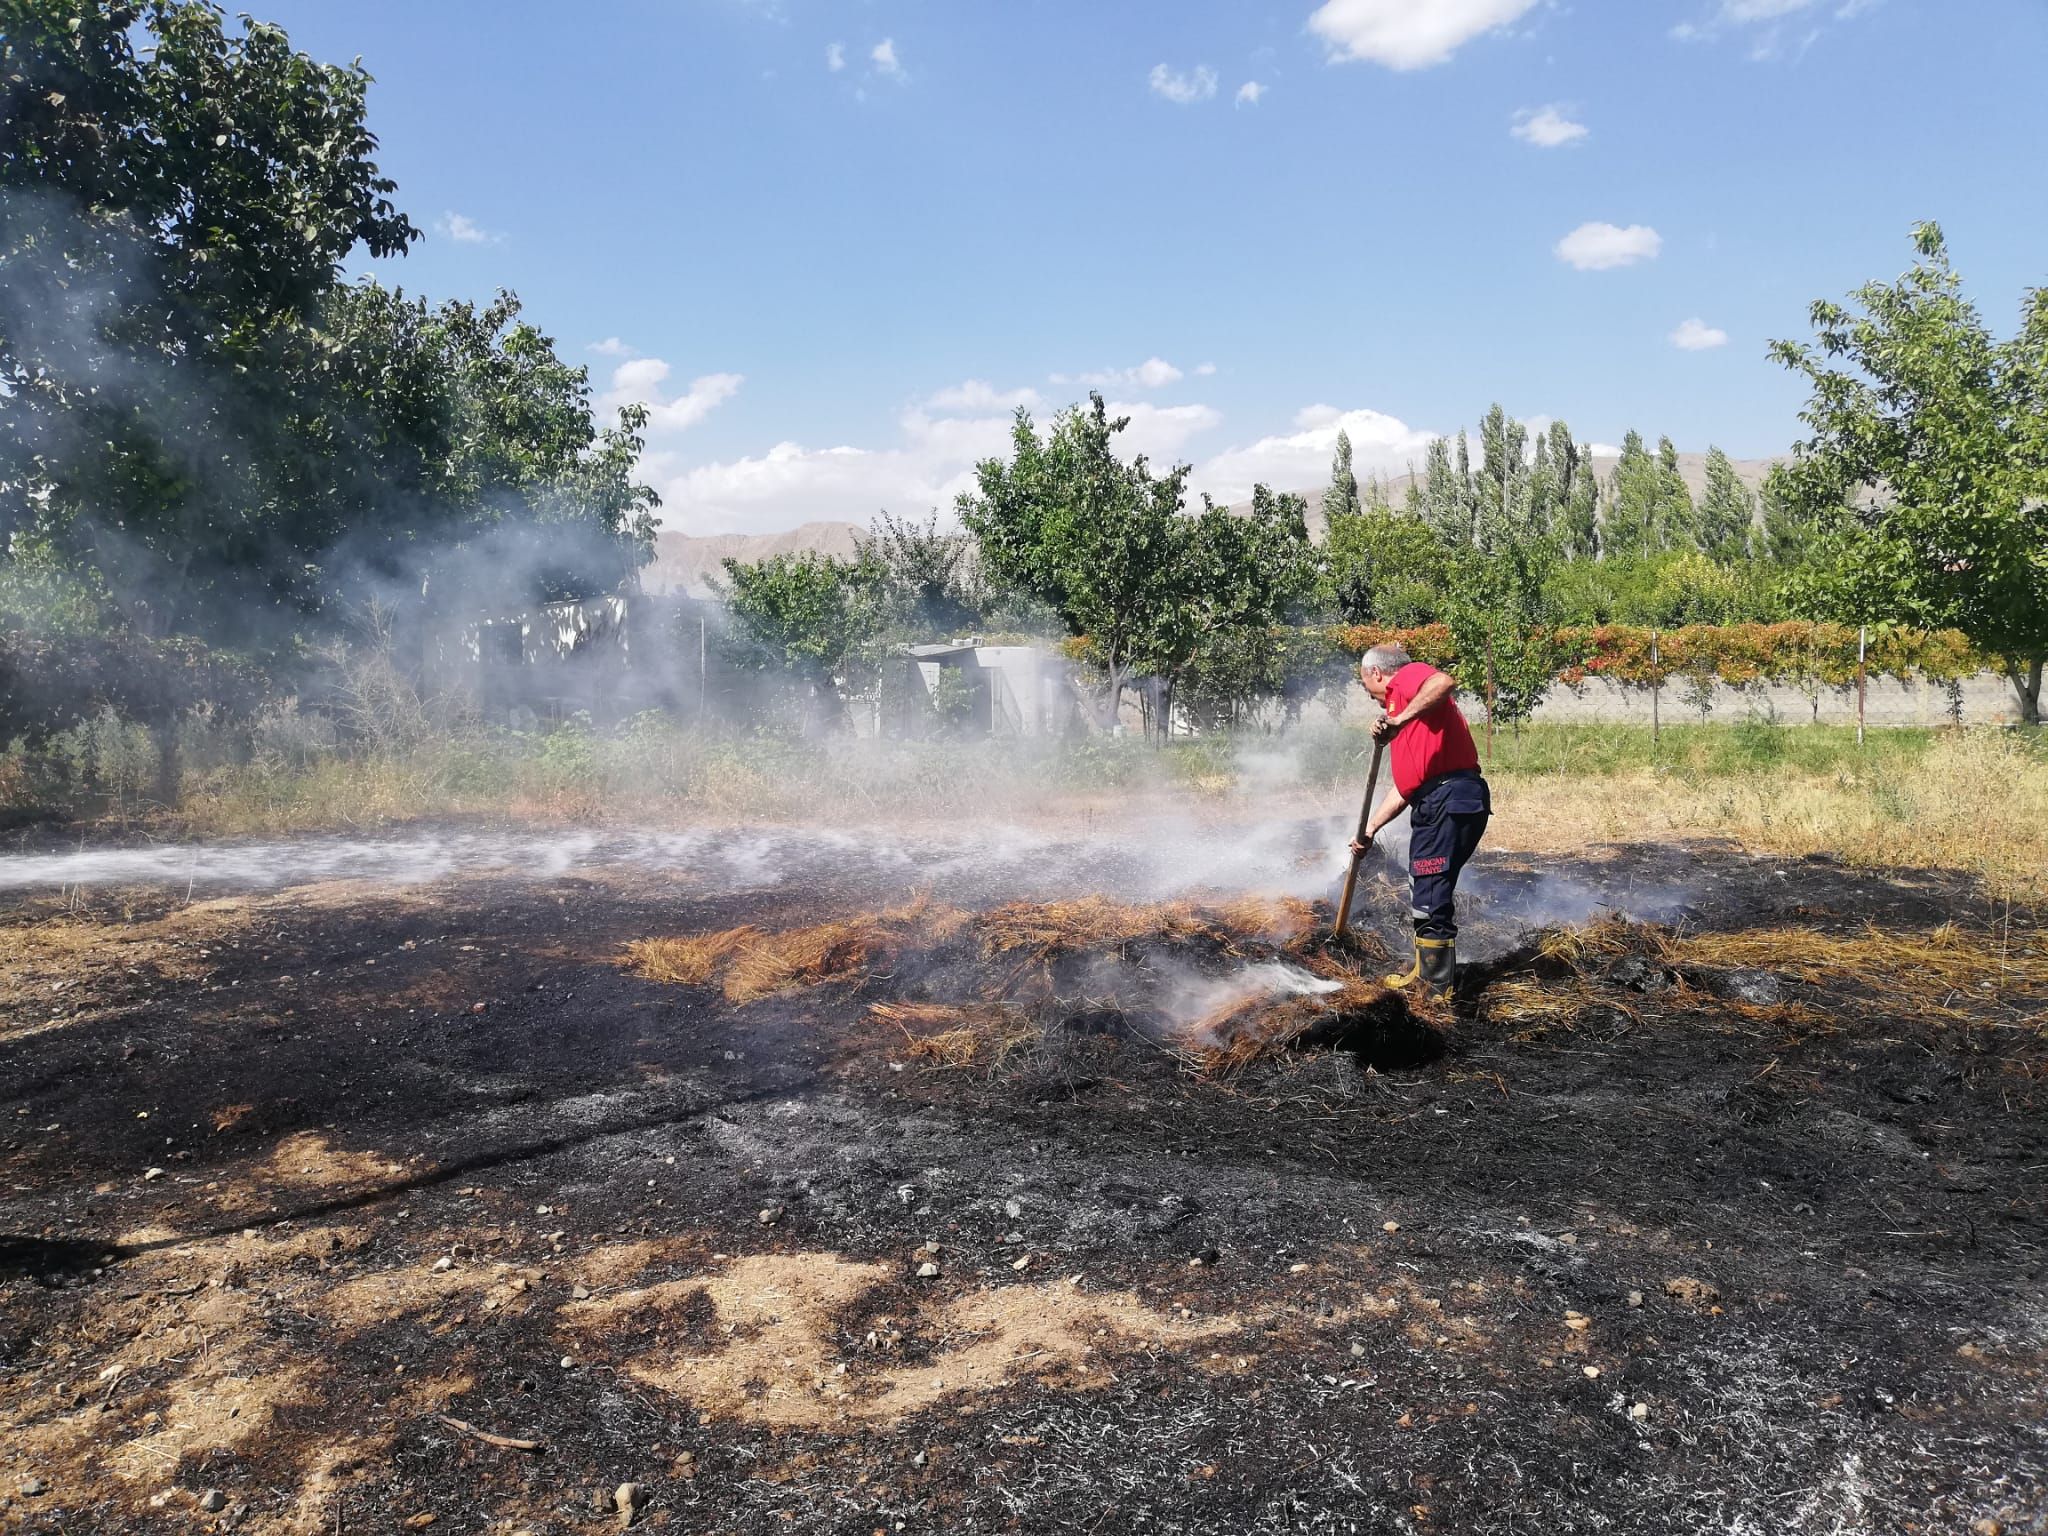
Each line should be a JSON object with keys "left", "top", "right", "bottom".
{"left": 1407, "top": 769, "right": 1490, "bottom": 940}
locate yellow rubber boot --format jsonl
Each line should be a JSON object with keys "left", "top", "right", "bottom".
{"left": 1386, "top": 937, "right": 1454, "bottom": 991}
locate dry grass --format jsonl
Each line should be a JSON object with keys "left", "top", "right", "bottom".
{"left": 1525, "top": 914, "right": 2047, "bottom": 1037}
{"left": 1492, "top": 731, "right": 2048, "bottom": 900}
{"left": 977, "top": 896, "right": 1206, "bottom": 963}
{"left": 623, "top": 925, "right": 761, "bottom": 986}
{"left": 625, "top": 896, "right": 971, "bottom": 1004}
{"left": 871, "top": 1000, "right": 1040, "bottom": 1068}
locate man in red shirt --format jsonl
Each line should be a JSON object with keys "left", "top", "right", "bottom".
{"left": 1348, "top": 643, "right": 1491, "bottom": 991}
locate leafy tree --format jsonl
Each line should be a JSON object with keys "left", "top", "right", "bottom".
{"left": 1441, "top": 529, "right": 1556, "bottom": 732}
{"left": 1695, "top": 446, "right": 1757, "bottom": 563}
{"left": 1140, "top": 486, "right": 1316, "bottom": 730}
{"left": 1759, "top": 472, "right": 1818, "bottom": 566}
{"left": 1770, "top": 222, "right": 2048, "bottom": 722}
{"left": 1323, "top": 507, "right": 1451, "bottom": 625}
{"left": 1, "top": 1, "right": 654, "bottom": 651}
{"left": 958, "top": 394, "right": 1188, "bottom": 727}
{"left": 1321, "top": 428, "right": 1361, "bottom": 527}
{"left": 856, "top": 511, "right": 981, "bottom": 639}
{"left": 715, "top": 551, "right": 887, "bottom": 730}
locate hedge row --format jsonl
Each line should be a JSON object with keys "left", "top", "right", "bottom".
{"left": 1327, "top": 621, "right": 1984, "bottom": 691}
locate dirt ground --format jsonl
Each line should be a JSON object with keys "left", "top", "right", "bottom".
{"left": 1, "top": 818, "right": 2044, "bottom": 1535}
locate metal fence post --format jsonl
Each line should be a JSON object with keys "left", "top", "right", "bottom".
{"left": 1484, "top": 635, "right": 1496, "bottom": 767}
{"left": 1856, "top": 624, "right": 1867, "bottom": 746}
{"left": 1650, "top": 630, "right": 1661, "bottom": 749}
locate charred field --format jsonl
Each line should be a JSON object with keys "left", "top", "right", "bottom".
{"left": 0, "top": 820, "right": 2043, "bottom": 1536}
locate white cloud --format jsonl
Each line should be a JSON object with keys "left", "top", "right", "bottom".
{"left": 923, "top": 380, "right": 1042, "bottom": 413}
{"left": 1191, "top": 406, "right": 1438, "bottom": 505}
{"left": 598, "top": 358, "right": 743, "bottom": 436}
{"left": 1108, "top": 401, "right": 1223, "bottom": 462}
{"left": 1675, "top": 0, "right": 1871, "bottom": 50}
{"left": 587, "top": 337, "right": 636, "bottom": 358}
{"left": 651, "top": 384, "right": 1224, "bottom": 535}
{"left": 1555, "top": 221, "right": 1663, "bottom": 271}
{"left": 1720, "top": 0, "right": 1816, "bottom": 18}
{"left": 826, "top": 41, "right": 845, "bottom": 71}
{"left": 1307, "top": 0, "right": 1541, "bottom": 70}
{"left": 434, "top": 211, "right": 497, "bottom": 245}
{"left": 1148, "top": 63, "right": 1218, "bottom": 104}
{"left": 1051, "top": 357, "right": 1186, "bottom": 391}
{"left": 870, "top": 38, "right": 903, "bottom": 78}
{"left": 1511, "top": 104, "right": 1588, "bottom": 148}
{"left": 1236, "top": 80, "right": 1267, "bottom": 106}
{"left": 1670, "top": 318, "right": 1730, "bottom": 351}
{"left": 1194, "top": 362, "right": 1218, "bottom": 377}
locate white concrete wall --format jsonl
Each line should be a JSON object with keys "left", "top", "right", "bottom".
{"left": 1331, "top": 669, "right": 2020, "bottom": 727}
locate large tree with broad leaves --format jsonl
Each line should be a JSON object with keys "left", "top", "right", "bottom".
{"left": 1770, "top": 223, "right": 2048, "bottom": 723}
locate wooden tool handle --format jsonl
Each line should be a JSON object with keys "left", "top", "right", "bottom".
{"left": 1332, "top": 738, "right": 1385, "bottom": 939}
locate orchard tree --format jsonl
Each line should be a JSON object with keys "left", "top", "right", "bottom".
{"left": 958, "top": 394, "right": 1188, "bottom": 727}
{"left": 856, "top": 511, "right": 981, "bottom": 638}
{"left": 1141, "top": 486, "right": 1316, "bottom": 733}
{"left": 1771, "top": 222, "right": 2048, "bottom": 722}
{"left": 1323, "top": 506, "right": 1448, "bottom": 626}
{"left": 715, "top": 550, "right": 888, "bottom": 729}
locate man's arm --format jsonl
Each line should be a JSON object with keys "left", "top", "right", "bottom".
{"left": 1350, "top": 784, "right": 1409, "bottom": 855}
{"left": 1371, "top": 668, "right": 1458, "bottom": 742}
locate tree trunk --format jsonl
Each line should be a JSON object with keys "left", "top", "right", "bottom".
{"left": 2010, "top": 657, "right": 2044, "bottom": 726}
{"left": 150, "top": 717, "right": 181, "bottom": 809}
{"left": 1101, "top": 658, "right": 1126, "bottom": 735}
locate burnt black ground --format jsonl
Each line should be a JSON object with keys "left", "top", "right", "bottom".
{"left": 1, "top": 824, "right": 2044, "bottom": 1535}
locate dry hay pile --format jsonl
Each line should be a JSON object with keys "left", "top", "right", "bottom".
{"left": 624, "top": 892, "right": 1440, "bottom": 1074}
{"left": 975, "top": 895, "right": 1306, "bottom": 966}
{"left": 625, "top": 895, "right": 971, "bottom": 1004}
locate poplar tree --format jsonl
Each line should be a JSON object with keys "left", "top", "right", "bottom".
{"left": 1695, "top": 447, "right": 1758, "bottom": 562}
{"left": 1322, "top": 429, "right": 1362, "bottom": 525}
{"left": 1560, "top": 455, "right": 1601, "bottom": 561}
{"left": 1656, "top": 436, "right": 1698, "bottom": 550}
{"left": 1474, "top": 403, "right": 1530, "bottom": 552}
{"left": 1603, "top": 431, "right": 1659, "bottom": 556}
{"left": 1418, "top": 438, "right": 1467, "bottom": 544}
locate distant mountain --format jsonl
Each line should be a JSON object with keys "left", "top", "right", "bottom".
{"left": 642, "top": 520, "right": 867, "bottom": 597}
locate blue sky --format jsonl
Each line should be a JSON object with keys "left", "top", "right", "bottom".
{"left": 258, "top": 0, "right": 2048, "bottom": 535}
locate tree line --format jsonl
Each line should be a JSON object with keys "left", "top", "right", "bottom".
{"left": 722, "top": 225, "right": 2046, "bottom": 730}
{"left": 3, "top": 4, "right": 2042, "bottom": 759}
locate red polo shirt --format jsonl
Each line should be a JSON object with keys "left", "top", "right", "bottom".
{"left": 1384, "top": 662, "right": 1480, "bottom": 798}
